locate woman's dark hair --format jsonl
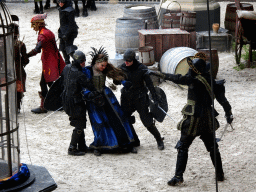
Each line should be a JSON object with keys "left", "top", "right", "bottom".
{"left": 90, "top": 46, "right": 126, "bottom": 81}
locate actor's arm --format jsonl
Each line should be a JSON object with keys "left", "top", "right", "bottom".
{"left": 162, "top": 73, "right": 193, "bottom": 85}
{"left": 214, "top": 80, "right": 233, "bottom": 124}
{"left": 27, "top": 35, "right": 44, "bottom": 57}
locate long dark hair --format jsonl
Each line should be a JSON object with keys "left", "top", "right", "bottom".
{"left": 90, "top": 46, "right": 126, "bottom": 81}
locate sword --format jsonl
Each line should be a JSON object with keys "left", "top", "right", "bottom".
{"left": 38, "top": 107, "right": 63, "bottom": 124}
{"left": 216, "top": 123, "right": 234, "bottom": 142}
{"left": 157, "top": 105, "right": 178, "bottom": 123}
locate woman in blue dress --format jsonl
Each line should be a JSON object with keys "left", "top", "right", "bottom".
{"left": 81, "top": 47, "right": 137, "bottom": 156}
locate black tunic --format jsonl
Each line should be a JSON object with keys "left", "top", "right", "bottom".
{"left": 165, "top": 71, "right": 232, "bottom": 136}
{"left": 119, "top": 60, "right": 159, "bottom": 127}
{"left": 61, "top": 63, "right": 93, "bottom": 128}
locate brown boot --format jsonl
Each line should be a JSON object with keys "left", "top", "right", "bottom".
{"left": 31, "top": 91, "right": 47, "bottom": 114}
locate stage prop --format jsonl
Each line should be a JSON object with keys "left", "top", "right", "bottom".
{"left": 0, "top": 1, "right": 57, "bottom": 191}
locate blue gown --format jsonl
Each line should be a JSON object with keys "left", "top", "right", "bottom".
{"left": 81, "top": 66, "right": 135, "bottom": 152}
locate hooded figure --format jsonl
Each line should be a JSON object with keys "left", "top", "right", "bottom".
{"left": 160, "top": 57, "right": 233, "bottom": 186}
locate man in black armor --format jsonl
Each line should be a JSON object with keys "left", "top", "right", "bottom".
{"left": 116, "top": 49, "right": 164, "bottom": 151}
{"left": 161, "top": 57, "right": 233, "bottom": 186}
{"left": 61, "top": 50, "right": 94, "bottom": 156}
{"left": 58, "top": 0, "right": 78, "bottom": 64}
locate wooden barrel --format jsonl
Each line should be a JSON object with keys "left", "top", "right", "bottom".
{"left": 180, "top": 11, "right": 196, "bottom": 32}
{"left": 138, "top": 46, "right": 155, "bottom": 66}
{"left": 224, "top": 3, "right": 254, "bottom": 35}
{"left": 115, "top": 17, "right": 145, "bottom": 54}
{"left": 161, "top": 12, "right": 181, "bottom": 29}
{"left": 123, "top": 5, "right": 159, "bottom": 29}
{"left": 197, "top": 49, "right": 219, "bottom": 79}
{"left": 159, "top": 47, "right": 198, "bottom": 76}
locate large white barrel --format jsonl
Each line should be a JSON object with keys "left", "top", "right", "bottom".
{"left": 159, "top": 47, "right": 198, "bottom": 76}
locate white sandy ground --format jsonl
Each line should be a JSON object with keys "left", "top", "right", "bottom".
{"left": 5, "top": 1, "right": 256, "bottom": 191}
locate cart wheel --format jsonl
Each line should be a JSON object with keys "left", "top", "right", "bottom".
{"left": 235, "top": 20, "right": 243, "bottom": 65}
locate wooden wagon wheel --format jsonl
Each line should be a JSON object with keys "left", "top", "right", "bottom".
{"left": 235, "top": 20, "right": 244, "bottom": 64}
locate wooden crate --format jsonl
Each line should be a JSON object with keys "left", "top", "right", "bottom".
{"left": 139, "top": 28, "right": 190, "bottom": 62}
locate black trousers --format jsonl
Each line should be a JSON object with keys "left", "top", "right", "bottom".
{"left": 178, "top": 131, "right": 218, "bottom": 152}
{"left": 121, "top": 93, "right": 153, "bottom": 128}
{"left": 40, "top": 73, "right": 53, "bottom": 98}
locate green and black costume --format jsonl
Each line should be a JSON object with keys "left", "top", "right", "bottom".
{"left": 163, "top": 58, "right": 232, "bottom": 186}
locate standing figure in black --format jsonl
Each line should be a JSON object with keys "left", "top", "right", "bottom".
{"left": 116, "top": 49, "right": 164, "bottom": 151}
{"left": 161, "top": 57, "right": 233, "bottom": 186}
{"left": 58, "top": 0, "right": 78, "bottom": 64}
{"left": 61, "top": 50, "right": 94, "bottom": 156}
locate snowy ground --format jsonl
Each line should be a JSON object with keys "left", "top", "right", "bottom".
{"left": 5, "top": 1, "right": 256, "bottom": 191}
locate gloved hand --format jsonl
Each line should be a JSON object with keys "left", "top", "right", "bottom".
{"left": 27, "top": 50, "right": 34, "bottom": 58}
{"left": 89, "top": 91, "right": 105, "bottom": 107}
{"left": 145, "top": 69, "right": 166, "bottom": 79}
{"left": 151, "top": 101, "right": 159, "bottom": 111}
{"left": 122, "top": 81, "right": 132, "bottom": 89}
{"left": 225, "top": 111, "right": 233, "bottom": 124}
{"left": 62, "top": 35, "right": 67, "bottom": 42}
{"left": 86, "top": 91, "right": 97, "bottom": 100}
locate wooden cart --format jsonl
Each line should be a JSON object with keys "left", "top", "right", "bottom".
{"left": 235, "top": 0, "right": 256, "bottom": 67}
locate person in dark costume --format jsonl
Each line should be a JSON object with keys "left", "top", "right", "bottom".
{"left": 73, "top": 0, "right": 88, "bottom": 17}
{"left": 58, "top": 0, "right": 78, "bottom": 64}
{"left": 11, "top": 23, "right": 30, "bottom": 113}
{"left": 34, "top": 0, "right": 59, "bottom": 14}
{"left": 73, "top": 0, "right": 97, "bottom": 17}
{"left": 81, "top": 47, "right": 137, "bottom": 156}
{"left": 60, "top": 50, "right": 95, "bottom": 156}
{"left": 28, "top": 14, "right": 66, "bottom": 114}
{"left": 44, "top": 0, "right": 59, "bottom": 10}
{"left": 114, "top": 49, "right": 164, "bottom": 151}
{"left": 160, "top": 57, "right": 233, "bottom": 186}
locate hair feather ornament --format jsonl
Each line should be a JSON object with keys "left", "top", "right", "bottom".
{"left": 90, "top": 46, "right": 108, "bottom": 66}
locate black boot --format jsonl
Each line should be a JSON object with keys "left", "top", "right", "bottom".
{"left": 168, "top": 149, "right": 188, "bottom": 186}
{"left": 210, "top": 148, "right": 224, "bottom": 181}
{"left": 68, "top": 128, "right": 86, "bottom": 156}
{"left": 94, "top": 149, "right": 101, "bottom": 156}
{"left": 168, "top": 176, "right": 184, "bottom": 186}
{"left": 68, "top": 145, "right": 85, "bottom": 156}
{"left": 78, "top": 130, "right": 88, "bottom": 153}
{"left": 31, "top": 91, "right": 47, "bottom": 114}
{"left": 74, "top": 2, "right": 80, "bottom": 17}
{"left": 90, "top": 0, "right": 97, "bottom": 11}
{"left": 146, "top": 123, "right": 164, "bottom": 150}
{"left": 34, "top": 2, "right": 40, "bottom": 14}
{"left": 44, "top": 0, "right": 50, "bottom": 10}
{"left": 82, "top": 8, "right": 88, "bottom": 17}
{"left": 39, "top": 1, "right": 44, "bottom": 14}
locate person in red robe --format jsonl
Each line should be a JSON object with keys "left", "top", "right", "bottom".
{"left": 28, "top": 13, "right": 66, "bottom": 113}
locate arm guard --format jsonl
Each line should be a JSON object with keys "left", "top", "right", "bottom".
{"left": 27, "top": 41, "right": 42, "bottom": 57}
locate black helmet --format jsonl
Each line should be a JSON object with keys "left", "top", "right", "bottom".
{"left": 73, "top": 50, "right": 86, "bottom": 64}
{"left": 187, "top": 57, "right": 206, "bottom": 75}
{"left": 123, "top": 49, "right": 136, "bottom": 62}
